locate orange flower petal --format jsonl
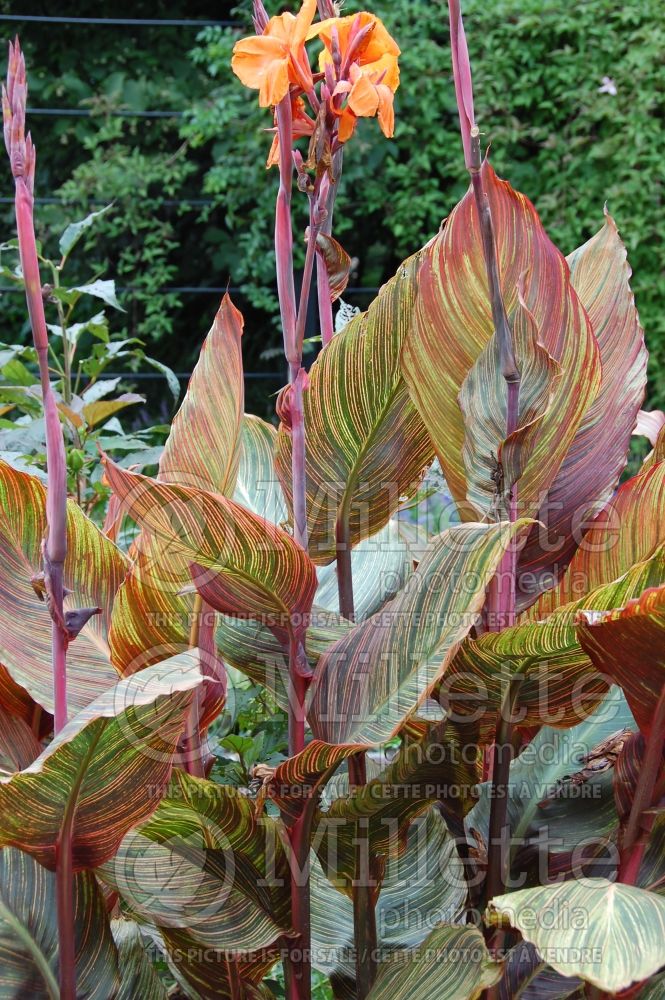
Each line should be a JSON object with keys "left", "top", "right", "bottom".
{"left": 376, "top": 84, "right": 395, "bottom": 138}
{"left": 232, "top": 36, "right": 292, "bottom": 106}
{"left": 365, "top": 52, "right": 400, "bottom": 93}
{"left": 338, "top": 108, "right": 358, "bottom": 143}
{"left": 293, "top": 0, "right": 318, "bottom": 49}
{"left": 348, "top": 72, "right": 380, "bottom": 119}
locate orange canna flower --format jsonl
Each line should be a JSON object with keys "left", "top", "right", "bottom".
{"left": 232, "top": 0, "right": 318, "bottom": 108}
{"left": 334, "top": 61, "right": 395, "bottom": 142}
{"left": 309, "top": 11, "right": 400, "bottom": 72}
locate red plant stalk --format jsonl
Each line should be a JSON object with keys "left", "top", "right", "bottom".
{"left": 4, "top": 40, "right": 74, "bottom": 999}
{"left": 3, "top": 40, "right": 69, "bottom": 733}
{"left": 617, "top": 687, "right": 665, "bottom": 885}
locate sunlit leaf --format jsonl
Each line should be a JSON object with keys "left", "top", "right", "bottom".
{"left": 0, "top": 848, "right": 119, "bottom": 999}
{"left": 402, "top": 162, "right": 600, "bottom": 528}
{"left": 444, "top": 542, "right": 665, "bottom": 728}
{"left": 308, "top": 519, "right": 532, "bottom": 745}
{"left": 0, "top": 460, "right": 127, "bottom": 714}
{"left": 487, "top": 879, "right": 665, "bottom": 992}
{"left": 578, "top": 583, "right": 665, "bottom": 737}
{"left": 517, "top": 211, "right": 648, "bottom": 607}
{"left": 159, "top": 294, "right": 244, "bottom": 496}
{"left": 103, "top": 459, "right": 317, "bottom": 651}
{"left": 276, "top": 252, "right": 434, "bottom": 563}
{"left": 531, "top": 457, "right": 665, "bottom": 619}
{"left": 0, "top": 653, "right": 202, "bottom": 869}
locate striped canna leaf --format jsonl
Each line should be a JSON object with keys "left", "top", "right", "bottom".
{"left": 315, "top": 520, "right": 413, "bottom": 621}
{"left": 311, "top": 723, "right": 479, "bottom": 895}
{"left": 160, "top": 930, "right": 277, "bottom": 1000}
{"left": 530, "top": 456, "right": 665, "bottom": 619}
{"left": 458, "top": 293, "right": 560, "bottom": 520}
{"left": 308, "top": 519, "right": 533, "bottom": 746}
{"left": 401, "top": 161, "right": 601, "bottom": 525}
{"left": 158, "top": 293, "right": 244, "bottom": 496}
{"left": 101, "top": 769, "right": 290, "bottom": 955}
{"left": 0, "top": 847, "right": 120, "bottom": 999}
{"left": 0, "top": 460, "right": 127, "bottom": 714}
{"left": 112, "top": 920, "right": 168, "bottom": 1000}
{"left": 215, "top": 605, "right": 350, "bottom": 711}
{"left": 444, "top": 540, "right": 665, "bottom": 729}
{"left": 0, "top": 652, "right": 202, "bottom": 870}
{"left": 577, "top": 582, "right": 665, "bottom": 738}
{"left": 0, "top": 703, "right": 42, "bottom": 771}
{"left": 486, "top": 879, "right": 665, "bottom": 992}
{"left": 233, "top": 414, "right": 288, "bottom": 525}
{"left": 466, "top": 686, "right": 635, "bottom": 873}
{"left": 103, "top": 458, "right": 317, "bottom": 650}
{"left": 275, "top": 251, "right": 434, "bottom": 564}
{"left": 517, "top": 211, "right": 647, "bottom": 608}
{"left": 312, "top": 810, "right": 467, "bottom": 982}
{"left": 366, "top": 924, "right": 502, "bottom": 1000}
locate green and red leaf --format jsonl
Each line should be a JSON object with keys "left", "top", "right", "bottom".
{"left": 577, "top": 583, "right": 665, "bottom": 738}
{"left": 531, "top": 456, "right": 665, "bottom": 619}
{"left": 517, "top": 211, "right": 647, "bottom": 607}
{"left": 103, "top": 459, "right": 317, "bottom": 649}
{"left": 402, "top": 161, "right": 601, "bottom": 525}
{"left": 276, "top": 252, "right": 434, "bottom": 563}
{"left": 0, "top": 460, "right": 127, "bottom": 714}
{"left": 158, "top": 293, "right": 244, "bottom": 496}
{"left": 308, "top": 519, "right": 532, "bottom": 746}
{"left": 0, "top": 848, "right": 120, "bottom": 1000}
{"left": 0, "top": 653, "right": 201, "bottom": 870}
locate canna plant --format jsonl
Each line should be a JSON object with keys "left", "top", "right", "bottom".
{"left": 0, "top": 3, "right": 664, "bottom": 1000}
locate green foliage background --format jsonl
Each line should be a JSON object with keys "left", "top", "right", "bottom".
{"left": 1, "top": 0, "right": 663, "bottom": 408}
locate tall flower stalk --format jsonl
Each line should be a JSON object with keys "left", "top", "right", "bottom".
{"left": 232, "top": 8, "right": 401, "bottom": 995}
{"left": 3, "top": 38, "right": 74, "bottom": 1000}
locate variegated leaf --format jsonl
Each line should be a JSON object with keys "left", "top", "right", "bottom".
{"left": 458, "top": 294, "right": 560, "bottom": 519}
{"left": 316, "top": 232, "right": 352, "bottom": 302}
{"left": 158, "top": 294, "right": 244, "bottom": 496}
{"left": 366, "top": 924, "right": 502, "bottom": 1000}
{"left": 517, "top": 211, "right": 648, "bottom": 607}
{"left": 531, "top": 456, "right": 665, "bottom": 619}
{"left": 402, "top": 161, "right": 601, "bottom": 526}
{"left": 0, "top": 848, "right": 119, "bottom": 999}
{"left": 0, "top": 653, "right": 201, "bottom": 869}
{"left": 276, "top": 252, "right": 434, "bottom": 564}
{"left": 103, "top": 459, "right": 317, "bottom": 649}
{"left": 315, "top": 520, "right": 413, "bottom": 621}
{"left": 487, "top": 879, "right": 665, "bottom": 992}
{"left": 112, "top": 920, "right": 168, "bottom": 1000}
{"left": 312, "top": 723, "right": 478, "bottom": 894}
{"left": 311, "top": 810, "right": 467, "bottom": 981}
{"left": 215, "top": 606, "right": 350, "bottom": 711}
{"left": 466, "top": 687, "right": 635, "bottom": 868}
{"left": 0, "top": 460, "right": 127, "bottom": 714}
{"left": 444, "top": 542, "right": 665, "bottom": 728}
{"left": 0, "top": 704, "right": 41, "bottom": 771}
{"left": 308, "top": 519, "right": 532, "bottom": 746}
{"left": 578, "top": 583, "right": 665, "bottom": 737}
{"left": 101, "top": 769, "right": 290, "bottom": 955}
{"left": 233, "top": 414, "right": 287, "bottom": 525}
